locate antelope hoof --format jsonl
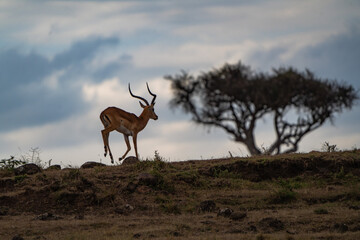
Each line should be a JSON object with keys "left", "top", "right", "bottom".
{"left": 119, "top": 157, "right": 122, "bottom": 161}
{"left": 111, "top": 159, "right": 114, "bottom": 164}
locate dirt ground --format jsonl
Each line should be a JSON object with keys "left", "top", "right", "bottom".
{"left": 2, "top": 209, "right": 360, "bottom": 240}
{"left": 1, "top": 150, "right": 360, "bottom": 239}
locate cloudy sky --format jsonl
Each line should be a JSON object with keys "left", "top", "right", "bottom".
{"left": 1, "top": 0, "right": 359, "bottom": 166}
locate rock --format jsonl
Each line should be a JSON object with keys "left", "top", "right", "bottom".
{"left": 14, "top": 163, "right": 41, "bottom": 175}
{"left": 286, "top": 229, "right": 297, "bottom": 235}
{"left": 248, "top": 225, "right": 257, "bottom": 232}
{"left": 133, "top": 233, "right": 141, "bottom": 238}
{"left": 258, "top": 217, "right": 284, "bottom": 232}
{"left": 0, "top": 206, "right": 9, "bottom": 216}
{"left": 229, "top": 212, "right": 247, "bottom": 221}
{"left": 0, "top": 178, "right": 15, "bottom": 189}
{"left": 12, "top": 235, "right": 24, "bottom": 240}
{"left": 124, "top": 181, "right": 138, "bottom": 193}
{"left": 199, "top": 200, "right": 216, "bottom": 212}
{"left": 74, "top": 214, "right": 84, "bottom": 220}
{"left": 47, "top": 165, "right": 61, "bottom": 170}
{"left": 217, "top": 208, "right": 233, "bottom": 217}
{"left": 226, "top": 228, "right": 244, "bottom": 234}
{"left": 32, "top": 236, "right": 47, "bottom": 240}
{"left": 138, "top": 172, "right": 160, "bottom": 186}
{"left": 34, "top": 212, "right": 62, "bottom": 221}
{"left": 56, "top": 192, "right": 79, "bottom": 204}
{"left": 114, "top": 208, "right": 125, "bottom": 214}
{"left": 125, "top": 204, "right": 134, "bottom": 211}
{"left": 172, "top": 231, "right": 182, "bottom": 236}
{"left": 80, "top": 161, "right": 106, "bottom": 169}
{"left": 115, "top": 204, "right": 135, "bottom": 215}
{"left": 349, "top": 205, "right": 360, "bottom": 210}
{"left": 122, "top": 156, "right": 139, "bottom": 165}
{"left": 334, "top": 223, "right": 348, "bottom": 233}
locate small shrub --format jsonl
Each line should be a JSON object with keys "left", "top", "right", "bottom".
{"left": 19, "top": 147, "right": 47, "bottom": 168}
{"left": 270, "top": 188, "right": 296, "bottom": 204}
{"left": 2, "top": 148, "right": 51, "bottom": 170}
{"left": 95, "top": 188, "right": 116, "bottom": 205}
{"left": 60, "top": 169, "right": 81, "bottom": 189}
{"left": 183, "top": 201, "right": 198, "bottom": 214}
{"left": 36, "top": 173, "right": 48, "bottom": 183}
{"left": 212, "top": 167, "right": 239, "bottom": 179}
{"left": 321, "top": 141, "right": 338, "bottom": 152}
{"left": 216, "top": 169, "right": 238, "bottom": 179}
{"left": 160, "top": 202, "right": 181, "bottom": 214}
{"left": 175, "top": 224, "right": 191, "bottom": 232}
{"left": 335, "top": 166, "right": 346, "bottom": 179}
{"left": 175, "top": 170, "right": 203, "bottom": 186}
{"left": 269, "top": 180, "right": 297, "bottom": 204}
{"left": 14, "top": 174, "right": 28, "bottom": 183}
{"left": 152, "top": 151, "right": 169, "bottom": 171}
{"left": 135, "top": 151, "right": 168, "bottom": 171}
{"left": 279, "top": 179, "right": 303, "bottom": 190}
{"left": 199, "top": 200, "right": 216, "bottom": 212}
{"left": 54, "top": 190, "right": 80, "bottom": 205}
{"left": 64, "top": 169, "right": 80, "bottom": 180}
{"left": 154, "top": 178, "right": 175, "bottom": 193}
{"left": 314, "top": 208, "right": 329, "bottom": 214}
{"left": 256, "top": 234, "right": 267, "bottom": 240}
{"left": 155, "top": 195, "right": 170, "bottom": 204}
{"left": 153, "top": 150, "right": 166, "bottom": 162}
{"left": 260, "top": 144, "right": 271, "bottom": 155}
{"left": 143, "top": 170, "right": 175, "bottom": 194}
{"left": 156, "top": 196, "right": 181, "bottom": 214}
{"left": 0, "top": 156, "right": 26, "bottom": 170}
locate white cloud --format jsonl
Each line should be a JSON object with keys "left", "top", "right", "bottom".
{"left": 83, "top": 78, "right": 129, "bottom": 105}
{"left": 42, "top": 69, "right": 65, "bottom": 90}
{"left": 1, "top": 1, "right": 150, "bottom": 56}
{"left": 132, "top": 41, "right": 257, "bottom": 69}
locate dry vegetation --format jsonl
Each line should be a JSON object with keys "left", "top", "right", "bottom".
{"left": 1, "top": 150, "right": 360, "bottom": 240}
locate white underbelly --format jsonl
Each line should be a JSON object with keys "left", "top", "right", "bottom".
{"left": 116, "top": 125, "right": 132, "bottom": 136}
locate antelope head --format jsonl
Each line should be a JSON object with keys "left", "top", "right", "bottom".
{"left": 129, "top": 82, "right": 158, "bottom": 120}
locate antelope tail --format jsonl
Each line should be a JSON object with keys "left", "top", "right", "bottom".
{"left": 100, "top": 112, "right": 111, "bottom": 127}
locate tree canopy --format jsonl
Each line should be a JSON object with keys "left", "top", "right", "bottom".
{"left": 165, "top": 61, "right": 358, "bottom": 155}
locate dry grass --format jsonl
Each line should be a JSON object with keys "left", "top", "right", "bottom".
{"left": 1, "top": 150, "right": 360, "bottom": 239}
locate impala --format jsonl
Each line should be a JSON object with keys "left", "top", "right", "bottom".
{"left": 100, "top": 83, "right": 158, "bottom": 163}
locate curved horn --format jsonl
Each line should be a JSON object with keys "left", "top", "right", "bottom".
{"left": 128, "top": 83, "right": 149, "bottom": 106}
{"left": 146, "top": 82, "right": 157, "bottom": 105}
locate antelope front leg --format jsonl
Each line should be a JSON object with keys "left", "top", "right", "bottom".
{"left": 132, "top": 134, "right": 139, "bottom": 159}
{"left": 120, "top": 134, "right": 131, "bottom": 161}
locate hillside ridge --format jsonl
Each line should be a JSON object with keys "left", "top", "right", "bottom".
{"left": 1, "top": 150, "right": 360, "bottom": 239}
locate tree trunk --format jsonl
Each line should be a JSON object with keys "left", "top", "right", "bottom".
{"left": 243, "top": 136, "right": 261, "bottom": 155}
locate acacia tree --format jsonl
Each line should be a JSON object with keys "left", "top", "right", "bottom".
{"left": 165, "top": 61, "right": 358, "bottom": 155}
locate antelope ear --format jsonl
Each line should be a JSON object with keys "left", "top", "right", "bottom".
{"left": 139, "top": 101, "right": 146, "bottom": 108}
